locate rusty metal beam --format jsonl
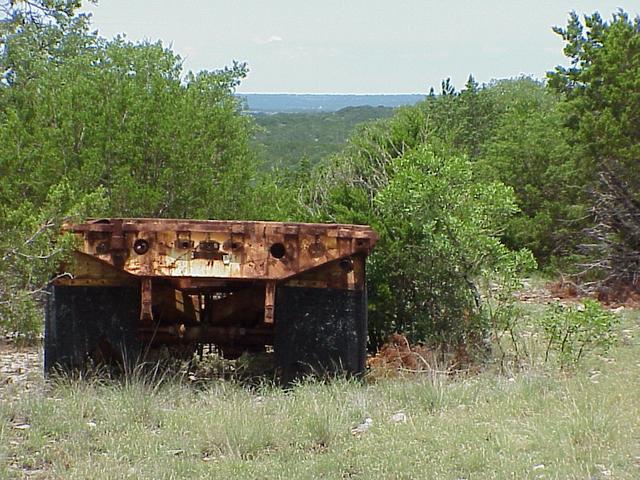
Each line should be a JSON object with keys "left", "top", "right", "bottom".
{"left": 140, "top": 278, "right": 153, "bottom": 323}
{"left": 264, "top": 281, "right": 276, "bottom": 324}
{"left": 59, "top": 218, "right": 377, "bottom": 283}
{"left": 67, "top": 218, "right": 376, "bottom": 236}
{"left": 138, "top": 324, "right": 273, "bottom": 345}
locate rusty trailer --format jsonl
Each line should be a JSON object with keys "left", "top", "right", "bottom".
{"left": 45, "top": 218, "right": 377, "bottom": 380}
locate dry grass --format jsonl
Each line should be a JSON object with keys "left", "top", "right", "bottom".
{"left": 0, "top": 309, "right": 638, "bottom": 479}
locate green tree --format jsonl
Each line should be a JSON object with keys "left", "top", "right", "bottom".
{"left": 370, "top": 147, "right": 533, "bottom": 346}
{"left": 0, "top": 0, "right": 102, "bottom": 338}
{"left": 548, "top": 10, "right": 640, "bottom": 286}
{"left": 0, "top": 1, "right": 256, "bottom": 337}
{"left": 548, "top": 10, "right": 640, "bottom": 184}
{"left": 476, "top": 79, "right": 578, "bottom": 261}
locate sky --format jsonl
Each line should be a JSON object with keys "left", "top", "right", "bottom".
{"left": 81, "top": 1, "right": 638, "bottom": 94}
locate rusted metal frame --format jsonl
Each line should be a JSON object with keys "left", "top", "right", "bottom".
{"left": 282, "top": 254, "right": 366, "bottom": 291}
{"left": 264, "top": 281, "right": 276, "bottom": 324}
{"left": 56, "top": 278, "right": 137, "bottom": 287}
{"left": 172, "top": 277, "right": 259, "bottom": 291}
{"left": 140, "top": 278, "right": 153, "bottom": 323}
{"left": 53, "top": 251, "right": 139, "bottom": 286}
{"left": 78, "top": 218, "right": 375, "bottom": 231}
{"left": 67, "top": 219, "right": 377, "bottom": 237}
{"left": 52, "top": 218, "right": 377, "bottom": 369}
{"left": 138, "top": 324, "right": 273, "bottom": 345}
{"left": 77, "top": 243, "right": 371, "bottom": 282}
{"left": 109, "top": 219, "right": 126, "bottom": 250}
{"left": 285, "top": 279, "right": 330, "bottom": 289}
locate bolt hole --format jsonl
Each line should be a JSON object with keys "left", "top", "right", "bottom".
{"left": 269, "top": 242, "right": 286, "bottom": 259}
{"left": 96, "top": 241, "right": 109, "bottom": 254}
{"left": 133, "top": 239, "right": 150, "bottom": 255}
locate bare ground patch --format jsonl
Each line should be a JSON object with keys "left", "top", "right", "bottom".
{"left": 0, "top": 339, "right": 43, "bottom": 400}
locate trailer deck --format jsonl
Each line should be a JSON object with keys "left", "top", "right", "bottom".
{"left": 46, "top": 218, "right": 377, "bottom": 380}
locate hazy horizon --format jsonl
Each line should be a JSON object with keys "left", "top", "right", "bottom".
{"left": 82, "top": 1, "right": 636, "bottom": 94}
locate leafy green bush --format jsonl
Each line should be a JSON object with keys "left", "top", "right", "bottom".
{"left": 541, "top": 300, "right": 619, "bottom": 366}
{"left": 370, "top": 147, "right": 534, "bottom": 346}
{"left": 0, "top": 181, "right": 107, "bottom": 341}
{"left": 304, "top": 135, "right": 535, "bottom": 348}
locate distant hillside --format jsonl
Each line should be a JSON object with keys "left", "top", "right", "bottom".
{"left": 239, "top": 93, "right": 424, "bottom": 113}
{"left": 252, "top": 106, "right": 396, "bottom": 168}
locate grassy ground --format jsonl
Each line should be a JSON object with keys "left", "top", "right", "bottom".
{"left": 1, "top": 309, "right": 638, "bottom": 479}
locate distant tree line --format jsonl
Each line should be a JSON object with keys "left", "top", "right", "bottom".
{"left": 252, "top": 106, "right": 395, "bottom": 169}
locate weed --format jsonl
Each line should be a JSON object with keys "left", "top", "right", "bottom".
{"left": 541, "top": 299, "right": 620, "bottom": 366}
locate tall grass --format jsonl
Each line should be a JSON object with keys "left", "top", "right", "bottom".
{"left": 1, "top": 310, "right": 638, "bottom": 479}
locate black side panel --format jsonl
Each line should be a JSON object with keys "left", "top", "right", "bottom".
{"left": 274, "top": 286, "right": 367, "bottom": 382}
{"left": 45, "top": 285, "right": 141, "bottom": 373}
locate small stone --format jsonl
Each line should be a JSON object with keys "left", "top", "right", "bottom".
{"left": 589, "top": 370, "right": 601, "bottom": 382}
{"left": 390, "top": 412, "right": 407, "bottom": 424}
{"left": 86, "top": 421, "right": 97, "bottom": 428}
{"left": 532, "top": 464, "right": 545, "bottom": 470}
{"left": 13, "top": 424, "right": 31, "bottom": 430}
{"left": 351, "top": 417, "right": 373, "bottom": 435}
{"left": 595, "top": 464, "right": 612, "bottom": 476}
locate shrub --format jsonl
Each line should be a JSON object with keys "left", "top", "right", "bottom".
{"left": 541, "top": 299, "right": 619, "bottom": 366}
{"left": 371, "top": 147, "right": 535, "bottom": 346}
{"left": 305, "top": 141, "right": 535, "bottom": 349}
